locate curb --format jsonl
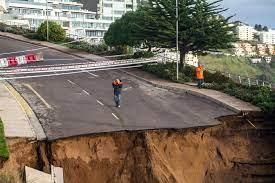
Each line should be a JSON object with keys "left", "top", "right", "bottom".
{"left": 0, "top": 32, "right": 92, "bottom": 61}
{"left": 3, "top": 81, "right": 47, "bottom": 140}
{"left": 121, "top": 70, "right": 260, "bottom": 113}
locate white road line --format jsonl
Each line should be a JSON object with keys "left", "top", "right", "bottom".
{"left": 82, "top": 89, "right": 90, "bottom": 95}
{"left": 86, "top": 71, "right": 98, "bottom": 77}
{"left": 112, "top": 113, "right": 119, "bottom": 120}
{"left": 96, "top": 100, "right": 104, "bottom": 106}
{"left": 67, "top": 80, "right": 76, "bottom": 85}
{"left": 24, "top": 84, "right": 52, "bottom": 109}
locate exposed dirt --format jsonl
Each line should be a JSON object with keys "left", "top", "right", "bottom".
{"left": 49, "top": 114, "right": 275, "bottom": 183}
{"left": 1, "top": 114, "right": 274, "bottom": 183}
{"left": 0, "top": 138, "right": 41, "bottom": 182}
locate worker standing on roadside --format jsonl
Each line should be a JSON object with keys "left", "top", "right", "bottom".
{"left": 196, "top": 64, "right": 204, "bottom": 88}
{"left": 112, "top": 79, "right": 123, "bottom": 107}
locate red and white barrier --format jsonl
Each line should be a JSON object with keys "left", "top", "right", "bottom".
{"left": 0, "top": 53, "right": 43, "bottom": 68}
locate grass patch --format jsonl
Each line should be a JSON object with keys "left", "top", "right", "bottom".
{"left": 199, "top": 55, "right": 263, "bottom": 77}
{"left": 0, "top": 119, "right": 9, "bottom": 159}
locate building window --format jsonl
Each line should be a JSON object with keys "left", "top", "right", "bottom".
{"left": 113, "top": 10, "right": 124, "bottom": 14}
{"left": 103, "top": 3, "right": 112, "bottom": 8}
{"left": 62, "top": 5, "right": 81, "bottom": 10}
{"left": 63, "top": 21, "right": 70, "bottom": 27}
{"left": 86, "top": 30, "right": 104, "bottom": 37}
{"left": 102, "top": 16, "right": 113, "bottom": 20}
{"left": 72, "top": 22, "right": 82, "bottom": 28}
{"left": 85, "top": 14, "right": 95, "bottom": 19}
{"left": 126, "top": 4, "right": 133, "bottom": 9}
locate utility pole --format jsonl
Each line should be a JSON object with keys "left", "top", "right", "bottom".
{"left": 46, "top": 0, "right": 49, "bottom": 41}
{"left": 176, "top": 0, "right": 179, "bottom": 80}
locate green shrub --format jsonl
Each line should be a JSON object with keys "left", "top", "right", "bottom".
{"left": 23, "top": 32, "right": 42, "bottom": 40}
{"left": 67, "top": 42, "right": 108, "bottom": 55}
{"left": 142, "top": 63, "right": 191, "bottom": 83}
{"left": 0, "top": 23, "right": 8, "bottom": 32}
{"left": 37, "top": 21, "right": 65, "bottom": 42}
{"left": 207, "top": 82, "right": 275, "bottom": 113}
{"left": 133, "top": 51, "right": 154, "bottom": 59}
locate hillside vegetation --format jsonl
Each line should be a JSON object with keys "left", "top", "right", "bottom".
{"left": 199, "top": 55, "right": 275, "bottom": 83}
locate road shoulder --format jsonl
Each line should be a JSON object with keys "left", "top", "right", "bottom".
{"left": 0, "top": 81, "right": 46, "bottom": 140}
{"left": 121, "top": 69, "right": 261, "bottom": 113}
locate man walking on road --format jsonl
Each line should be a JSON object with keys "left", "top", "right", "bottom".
{"left": 196, "top": 64, "right": 204, "bottom": 89}
{"left": 112, "top": 79, "right": 123, "bottom": 107}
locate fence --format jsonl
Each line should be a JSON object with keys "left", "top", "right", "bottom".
{"left": 156, "top": 54, "right": 274, "bottom": 89}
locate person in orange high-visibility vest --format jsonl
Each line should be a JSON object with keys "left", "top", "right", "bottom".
{"left": 196, "top": 64, "right": 204, "bottom": 88}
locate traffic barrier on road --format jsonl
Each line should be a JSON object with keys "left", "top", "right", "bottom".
{"left": 0, "top": 57, "right": 159, "bottom": 75}
{"left": 0, "top": 53, "right": 43, "bottom": 68}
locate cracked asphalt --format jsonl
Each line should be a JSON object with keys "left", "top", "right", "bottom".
{"left": 0, "top": 36, "right": 235, "bottom": 140}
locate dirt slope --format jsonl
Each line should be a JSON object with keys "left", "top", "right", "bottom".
{"left": 49, "top": 115, "right": 275, "bottom": 183}
{"left": 1, "top": 114, "right": 274, "bottom": 183}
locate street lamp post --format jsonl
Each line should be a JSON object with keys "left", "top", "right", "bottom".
{"left": 176, "top": 0, "right": 179, "bottom": 80}
{"left": 46, "top": 0, "right": 49, "bottom": 41}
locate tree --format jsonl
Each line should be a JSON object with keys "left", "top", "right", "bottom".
{"left": 142, "top": 0, "right": 237, "bottom": 67}
{"left": 37, "top": 21, "right": 66, "bottom": 42}
{"left": 104, "top": 9, "right": 159, "bottom": 52}
{"left": 258, "top": 24, "right": 263, "bottom": 31}
{"left": 263, "top": 26, "right": 269, "bottom": 31}
{"left": 104, "top": 0, "right": 236, "bottom": 67}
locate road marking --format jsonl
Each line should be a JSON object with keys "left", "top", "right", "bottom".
{"left": 67, "top": 79, "right": 76, "bottom": 85}
{"left": 82, "top": 89, "right": 90, "bottom": 95}
{"left": 24, "top": 84, "right": 52, "bottom": 109}
{"left": 86, "top": 71, "right": 98, "bottom": 77}
{"left": 96, "top": 100, "right": 104, "bottom": 106}
{"left": 4, "top": 84, "right": 33, "bottom": 115}
{"left": 112, "top": 113, "right": 119, "bottom": 120}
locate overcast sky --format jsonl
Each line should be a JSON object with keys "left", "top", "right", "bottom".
{"left": 220, "top": 0, "right": 275, "bottom": 28}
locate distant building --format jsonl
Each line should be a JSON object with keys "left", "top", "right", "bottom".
{"left": 97, "top": 0, "right": 137, "bottom": 21}
{"left": 259, "top": 30, "right": 275, "bottom": 44}
{"left": 232, "top": 43, "right": 245, "bottom": 56}
{"left": 236, "top": 25, "right": 254, "bottom": 41}
{"left": 185, "top": 52, "right": 198, "bottom": 67}
{"left": 264, "top": 56, "right": 272, "bottom": 64}
{"left": 3, "top": 0, "right": 139, "bottom": 42}
{"left": 267, "top": 45, "right": 274, "bottom": 55}
{"left": 242, "top": 43, "right": 256, "bottom": 56}
{"left": 257, "top": 44, "right": 267, "bottom": 56}
{"left": 250, "top": 58, "right": 262, "bottom": 64}
{"left": 0, "top": 0, "right": 6, "bottom": 14}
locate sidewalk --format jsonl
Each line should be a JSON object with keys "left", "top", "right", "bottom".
{"left": 0, "top": 81, "right": 46, "bottom": 140}
{"left": 122, "top": 69, "right": 261, "bottom": 113}
{"left": 0, "top": 32, "right": 107, "bottom": 62}
{"left": 0, "top": 31, "right": 261, "bottom": 113}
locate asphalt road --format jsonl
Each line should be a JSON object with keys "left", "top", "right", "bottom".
{"left": 0, "top": 36, "right": 235, "bottom": 140}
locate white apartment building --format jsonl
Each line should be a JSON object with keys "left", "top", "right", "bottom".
{"left": 259, "top": 30, "right": 275, "bottom": 45}
{"left": 0, "top": 0, "right": 6, "bottom": 14}
{"left": 236, "top": 25, "right": 254, "bottom": 41}
{"left": 3, "top": 0, "right": 137, "bottom": 42}
{"left": 97, "top": 0, "right": 137, "bottom": 21}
